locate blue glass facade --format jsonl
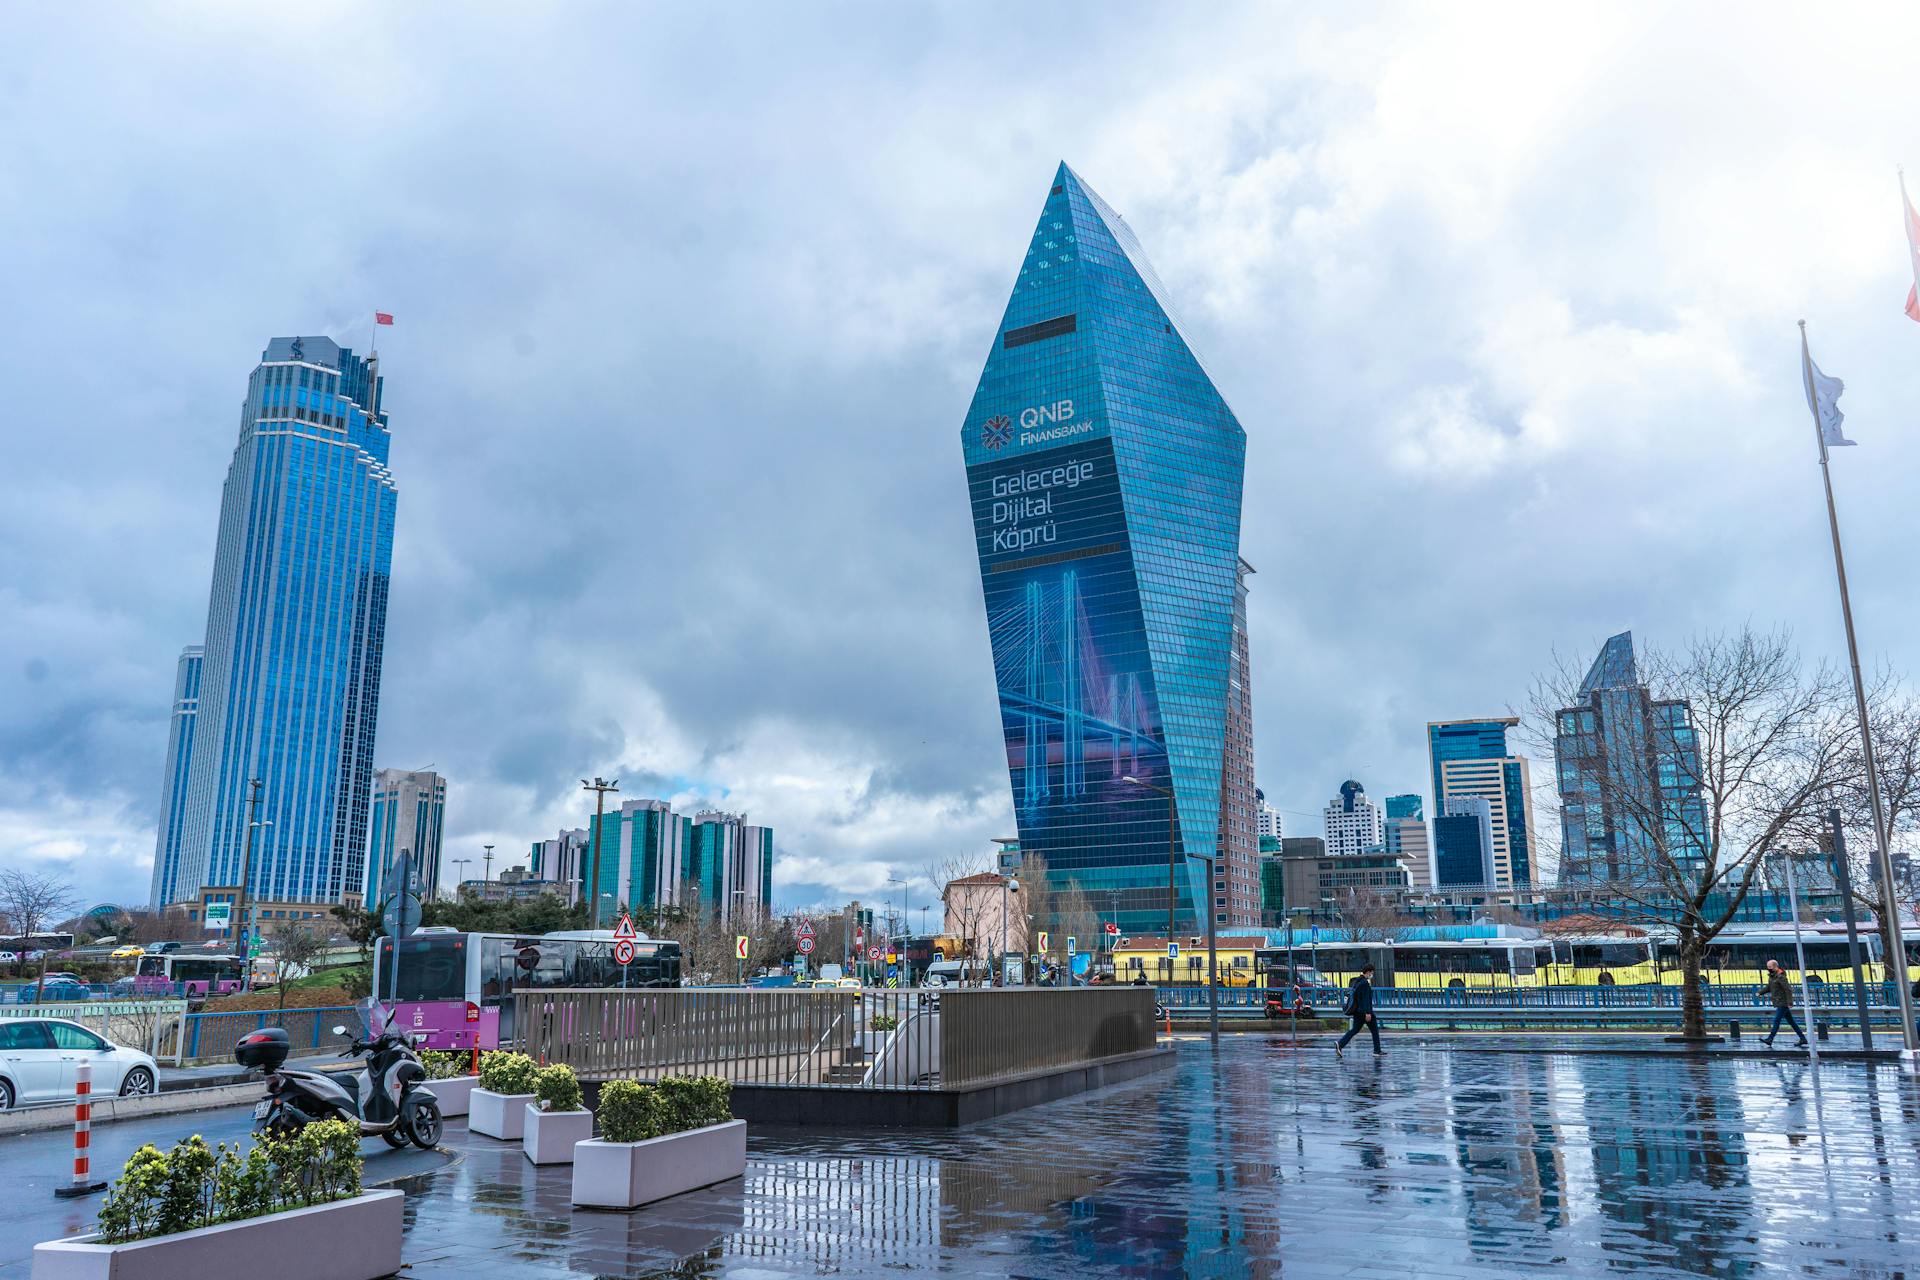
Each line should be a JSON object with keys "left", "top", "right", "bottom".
{"left": 162, "top": 336, "right": 396, "bottom": 908}
{"left": 1555, "top": 632, "right": 1708, "bottom": 886}
{"left": 147, "top": 645, "right": 205, "bottom": 906}
{"left": 1426, "top": 718, "right": 1537, "bottom": 888}
{"left": 1384, "top": 794, "right": 1423, "bottom": 821}
{"left": 962, "top": 164, "right": 1247, "bottom": 935}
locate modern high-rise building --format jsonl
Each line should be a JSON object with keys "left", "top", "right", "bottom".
{"left": 585, "top": 799, "right": 693, "bottom": 916}
{"left": 1323, "top": 780, "right": 1385, "bottom": 859}
{"left": 1554, "top": 631, "right": 1709, "bottom": 886}
{"left": 1427, "top": 717, "right": 1539, "bottom": 889}
{"left": 366, "top": 769, "right": 446, "bottom": 905}
{"left": 1217, "top": 559, "right": 1259, "bottom": 927}
{"left": 1257, "top": 790, "right": 1284, "bottom": 846}
{"left": 961, "top": 163, "right": 1248, "bottom": 936}
{"left": 530, "top": 828, "right": 589, "bottom": 904}
{"left": 148, "top": 645, "right": 204, "bottom": 907}
{"left": 689, "top": 811, "right": 774, "bottom": 924}
{"left": 159, "top": 335, "right": 395, "bottom": 912}
{"left": 1434, "top": 795, "right": 1495, "bottom": 887}
{"left": 1382, "top": 803, "right": 1432, "bottom": 890}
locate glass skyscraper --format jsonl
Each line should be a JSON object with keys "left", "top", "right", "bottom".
{"left": 366, "top": 768, "right": 446, "bottom": 906}
{"left": 158, "top": 335, "right": 396, "bottom": 910}
{"left": 1554, "top": 631, "right": 1708, "bottom": 885}
{"left": 962, "top": 163, "right": 1247, "bottom": 935}
{"left": 147, "top": 645, "right": 205, "bottom": 907}
{"left": 1426, "top": 717, "right": 1539, "bottom": 889}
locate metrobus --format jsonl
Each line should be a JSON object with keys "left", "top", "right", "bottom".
{"left": 371, "top": 928, "right": 682, "bottom": 1050}
{"left": 1542, "top": 936, "right": 1659, "bottom": 986}
{"left": 1652, "top": 929, "right": 1914, "bottom": 988}
{"left": 131, "top": 952, "right": 245, "bottom": 997}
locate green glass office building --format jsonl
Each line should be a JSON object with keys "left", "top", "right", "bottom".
{"left": 962, "top": 164, "right": 1247, "bottom": 935}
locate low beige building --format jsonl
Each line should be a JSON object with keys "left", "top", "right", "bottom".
{"left": 942, "top": 872, "right": 1027, "bottom": 960}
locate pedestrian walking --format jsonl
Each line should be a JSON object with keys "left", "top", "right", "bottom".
{"left": 1761, "top": 959, "right": 1808, "bottom": 1049}
{"left": 1334, "top": 963, "right": 1383, "bottom": 1056}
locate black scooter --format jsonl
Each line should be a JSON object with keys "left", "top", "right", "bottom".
{"left": 237, "top": 1014, "right": 442, "bottom": 1150}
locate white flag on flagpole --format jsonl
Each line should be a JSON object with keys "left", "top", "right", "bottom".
{"left": 1800, "top": 325, "right": 1855, "bottom": 448}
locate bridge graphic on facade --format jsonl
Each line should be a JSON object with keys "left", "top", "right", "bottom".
{"left": 988, "top": 568, "right": 1163, "bottom": 816}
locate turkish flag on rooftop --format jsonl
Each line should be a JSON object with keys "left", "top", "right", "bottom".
{"left": 375, "top": 312, "right": 394, "bottom": 325}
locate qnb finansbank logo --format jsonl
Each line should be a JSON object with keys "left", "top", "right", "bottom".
{"left": 980, "top": 399, "right": 1095, "bottom": 453}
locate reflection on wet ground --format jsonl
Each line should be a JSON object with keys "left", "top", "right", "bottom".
{"left": 395, "top": 1037, "right": 1920, "bottom": 1278}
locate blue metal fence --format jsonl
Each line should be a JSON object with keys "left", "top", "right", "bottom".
{"left": 1154, "top": 983, "right": 1912, "bottom": 1025}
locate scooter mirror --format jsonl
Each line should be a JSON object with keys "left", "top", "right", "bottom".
{"left": 331, "top": 1025, "right": 348, "bottom": 1036}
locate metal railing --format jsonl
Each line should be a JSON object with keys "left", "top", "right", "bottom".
{"left": 514, "top": 987, "right": 1157, "bottom": 1091}
{"left": 0, "top": 998, "right": 189, "bottom": 1057}
{"left": 157, "top": 1006, "right": 362, "bottom": 1066}
{"left": 1154, "top": 983, "right": 1916, "bottom": 1028}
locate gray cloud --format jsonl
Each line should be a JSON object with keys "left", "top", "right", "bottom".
{"left": 5, "top": 3, "right": 1920, "bottom": 909}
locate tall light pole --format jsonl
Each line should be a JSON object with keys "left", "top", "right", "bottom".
{"left": 581, "top": 778, "right": 620, "bottom": 930}
{"left": 232, "top": 778, "right": 270, "bottom": 992}
{"left": 1001, "top": 877, "right": 1020, "bottom": 986}
{"left": 887, "top": 876, "right": 905, "bottom": 982}
{"left": 1124, "top": 776, "right": 1179, "bottom": 963}
{"left": 449, "top": 858, "right": 472, "bottom": 898}
{"left": 482, "top": 844, "right": 495, "bottom": 882}
{"left": 1125, "top": 773, "right": 1216, "bottom": 1044}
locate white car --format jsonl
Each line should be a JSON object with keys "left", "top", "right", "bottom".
{"left": 0, "top": 951, "right": 16, "bottom": 965}
{"left": 0, "top": 1017, "right": 158, "bottom": 1110}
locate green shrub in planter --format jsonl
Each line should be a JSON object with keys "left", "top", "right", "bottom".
{"left": 478, "top": 1051, "right": 539, "bottom": 1095}
{"left": 869, "top": 1014, "right": 899, "bottom": 1031}
{"left": 534, "top": 1063, "right": 583, "bottom": 1112}
{"left": 419, "top": 1050, "right": 471, "bottom": 1080}
{"left": 95, "top": 1121, "right": 362, "bottom": 1244}
{"left": 658, "top": 1076, "right": 733, "bottom": 1133}
{"left": 597, "top": 1080, "right": 665, "bottom": 1144}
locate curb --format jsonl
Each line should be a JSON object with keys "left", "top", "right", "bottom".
{"left": 0, "top": 1083, "right": 263, "bottom": 1137}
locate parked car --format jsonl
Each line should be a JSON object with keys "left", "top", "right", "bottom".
{"left": 0, "top": 1017, "right": 158, "bottom": 1109}
{"left": 109, "top": 945, "right": 145, "bottom": 960}
{"left": 16, "top": 980, "right": 92, "bottom": 1004}
{"left": 40, "top": 971, "right": 84, "bottom": 984}
{"left": 143, "top": 942, "right": 183, "bottom": 955}
{"left": 0, "top": 951, "right": 16, "bottom": 965}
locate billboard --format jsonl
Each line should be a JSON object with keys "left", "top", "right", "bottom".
{"left": 967, "top": 437, "right": 1180, "bottom": 895}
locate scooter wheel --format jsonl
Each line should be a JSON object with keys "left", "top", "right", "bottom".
{"left": 406, "top": 1096, "right": 443, "bottom": 1149}
{"left": 381, "top": 1129, "right": 410, "bottom": 1149}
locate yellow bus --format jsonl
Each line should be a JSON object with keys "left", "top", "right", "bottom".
{"left": 1543, "top": 936, "right": 1660, "bottom": 986}
{"left": 1654, "top": 931, "right": 1894, "bottom": 988}
{"left": 1388, "top": 939, "right": 1556, "bottom": 989}
{"left": 1111, "top": 936, "right": 1264, "bottom": 986}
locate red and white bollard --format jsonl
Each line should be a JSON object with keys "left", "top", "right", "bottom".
{"left": 53, "top": 1059, "right": 108, "bottom": 1199}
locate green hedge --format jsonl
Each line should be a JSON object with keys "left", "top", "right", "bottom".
{"left": 419, "top": 1050, "right": 472, "bottom": 1081}
{"left": 97, "top": 1121, "right": 362, "bottom": 1244}
{"left": 597, "top": 1076, "right": 732, "bottom": 1144}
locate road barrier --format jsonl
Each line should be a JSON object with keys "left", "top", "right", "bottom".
{"left": 52, "top": 1059, "right": 107, "bottom": 1199}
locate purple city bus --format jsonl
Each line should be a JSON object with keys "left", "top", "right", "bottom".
{"left": 371, "top": 928, "right": 683, "bottom": 1051}
{"left": 132, "top": 951, "right": 246, "bottom": 998}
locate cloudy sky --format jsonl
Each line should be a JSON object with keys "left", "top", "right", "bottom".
{"left": 6, "top": 3, "right": 1920, "bottom": 915}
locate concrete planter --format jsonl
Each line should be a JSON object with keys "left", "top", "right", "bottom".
{"left": 469, "top": 1088, "right": 535, "bottom": 1140}
{"left": 31, "top": 1189, "right": 402, "bottom": 1280}
{"left": 572, "top": 1119, "right": 746, "bottom": 1209}
{"left": 423, "top": 1076, "right": 478, "bottom": 1118}
{"left": 523, "top": 1104, "right": 593, "bottom": 1164}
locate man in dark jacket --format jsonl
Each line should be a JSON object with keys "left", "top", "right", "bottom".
{"left": 1762, "top": 959, "right": 1808, "bottom": 1048}
{"left": 1335, "top": 963, "right": 1383, "bottom": 1056}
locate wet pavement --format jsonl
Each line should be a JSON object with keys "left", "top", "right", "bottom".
{"left": 13, "top": 1036, "right": 1920, "bottom": 1277}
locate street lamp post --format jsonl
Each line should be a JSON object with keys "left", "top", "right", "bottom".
{"left": 231, "top": 778, "right": 272, "bottom": 993}
{"left": 1125, "top": 774, "right": 1217, "bottom": 1045}
{"left": 1001, "top": 877, "right": 1020, "bottom": 986}
{"left": 448, "top": 858, "right": 471, "bottom": 898}
{"left": 581, "top": 777, "right": 620, "bottom": 930}
{"left": 887, "top": 876, "right": 905, "bottom": 984}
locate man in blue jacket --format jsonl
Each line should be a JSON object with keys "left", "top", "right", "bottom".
{"left": 1335, "top": 963, "right": 1383, "bottom": 1056}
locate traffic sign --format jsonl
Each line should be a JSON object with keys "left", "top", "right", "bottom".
{"left": 797, "top": 936, "right": 816, "bottom": 956}
{"left": 735, "top": 935, "right": 750, "bottom": 961}
{"left": 1036, "top": 931, "right": 1049, "bottom": 953}
{"left": 796, "top": 917, "right": 815, "bottom": 940}
{"left": 613, "top": 938, "right": 636, "bottom": 966}
{"left": 381, "top": 892, "right": 422, "bottom": 940}
{"left": 1167, "top": 942, "right": 1179, "bottom": 958}
{"left": 867, "top": 946, "right": 881, "bottom": 962}
{"left": 203, "top": 902, "right": 231, "bottom": 932}
{"left": 614, "top": 914, "right": 636, "bottom": 941}
{"left": 885, "top": 952, "right": 897, "bottom": 965}
{"left": 1066, "top": 936, "right": 1077, "bottom": 955}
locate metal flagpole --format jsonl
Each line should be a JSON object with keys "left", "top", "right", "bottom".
{"left": 1799, "top": 321, "right": 1917, "bottom": 1057}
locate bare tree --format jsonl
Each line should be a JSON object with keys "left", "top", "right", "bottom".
{"left": 1529, "top": 627, "right": 1856, "bottom": 1039}
{"left": 0, "top": 869, "right": 79, "bottom": 998}
{"left": 270, "top": 921, "right": 329, "bottom": 1016}
{"left": 1817, "top": 672, "right": 1920, "bottom": 957}
{"left": 1330, "top": 888, "right": 1408, "bottom": 944}
{"left": 925, "top": 855, "right": 994, "bottom": 980}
